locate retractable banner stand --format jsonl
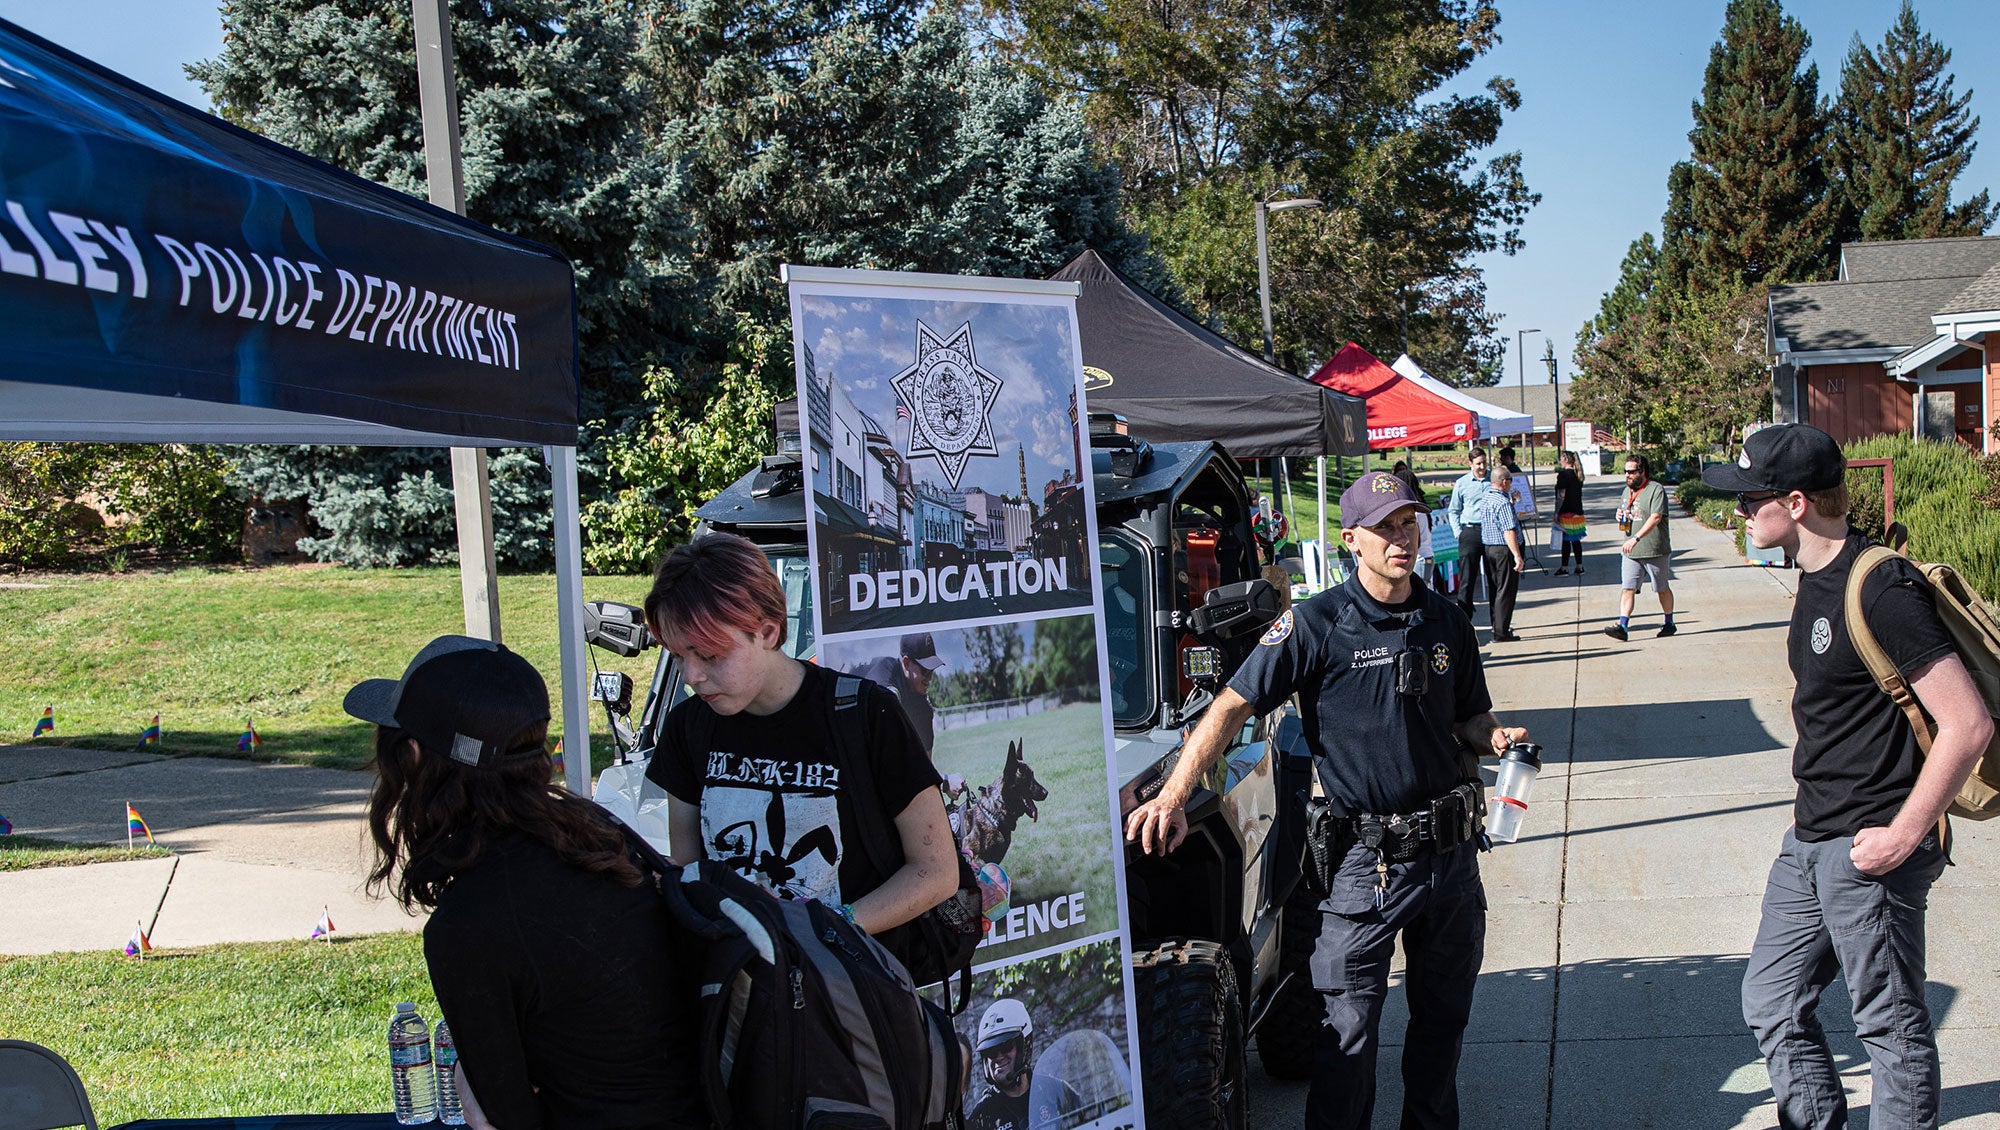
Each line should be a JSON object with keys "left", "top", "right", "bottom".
{"left": 785, "top": 266, "right": 1144, "bottom": 1130}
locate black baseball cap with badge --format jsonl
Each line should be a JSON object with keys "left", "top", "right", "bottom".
{"left": 901, "top": 631, "right": 948, "bottom": 672}
{"left": 1339, "top": 470, "right": 1425, "bottom": 529}
{"left": 343, "top": 635, "right": 551, "bottom": 767}
{"left": 1698, "top": 423, "right": 1845, "bottom": 495}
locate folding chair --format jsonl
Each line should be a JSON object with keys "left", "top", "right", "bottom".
{"left": 0, "top": 1040, "right": 99, "bottom": 1130}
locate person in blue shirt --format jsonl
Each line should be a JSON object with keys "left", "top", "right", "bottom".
{"left": 1444, "top": 449, "right": 1490, "bottom": 618}
{"left": 1476, "top": 467, "right": 1526, "bottom": 642}
{"left": 1126, "top": 471, "right": 1528, "bottom": 1130}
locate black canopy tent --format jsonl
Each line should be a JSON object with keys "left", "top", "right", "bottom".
{"left": 1046, "top": 249, "right": 1368, "bottom": 459}
{"left": 0, "top": 18, "right": 594, "bottom": 790}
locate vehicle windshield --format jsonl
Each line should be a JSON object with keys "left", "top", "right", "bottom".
{"left": 1099, "top": 531, "right": 1152, "bottom": 728}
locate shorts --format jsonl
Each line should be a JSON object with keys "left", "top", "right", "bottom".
{"left": 1621, "top": 554, "right": 1672, "bottom": 592}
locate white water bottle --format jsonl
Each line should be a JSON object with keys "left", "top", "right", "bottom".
{"left": 433, "top": 1018, "right": 465, "bottom": 1125}
{"left": 1485, "top": 742, "right": 1543, "bottom": 844}
{"left": 388, "top": 1002, "right": 437, "bottom": 1124}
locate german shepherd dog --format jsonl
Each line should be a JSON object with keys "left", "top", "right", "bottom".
{"left": 957, "top": 739, "right": 1048, "bottom": 870}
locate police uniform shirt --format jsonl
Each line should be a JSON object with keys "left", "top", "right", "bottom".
{"left": 1229, "top": 572, "right": 1491, "bottom": 815}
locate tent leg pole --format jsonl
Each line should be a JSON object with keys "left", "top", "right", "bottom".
{"left": 1280, "top": 457, "right": 1297, "bottom": 541}
{"left": 451, "top": 448, "right": 502, "bottom": 641}
{"left": 1316, "top": 456, "right": 1327, "bottom": 591}
{"left": 551, "top": 445, "right": 590, "bottom": 796}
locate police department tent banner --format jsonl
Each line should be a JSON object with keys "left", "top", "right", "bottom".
{"left": 0, "top": 18, "right": 578, "bottom": 445}
{"left": 787, "top": 265, "right": 1144, "bottom": 1129}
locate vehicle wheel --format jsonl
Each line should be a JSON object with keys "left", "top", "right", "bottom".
{"left": 1133, "top": 938, "right": 1246, "bottom": 1130}
{"left": 1253, "top": 879, "right": 1323, "bottom": 1080}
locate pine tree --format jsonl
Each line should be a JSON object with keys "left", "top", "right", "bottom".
{"left": 1678, "top": 0, "right": 1835, "bottom": 292}
{"left": 1829, "top": 1, "right": 1995, "bottom": 244}
{"left": 1579, "top": 234, "right": 1659, "bottom": 351}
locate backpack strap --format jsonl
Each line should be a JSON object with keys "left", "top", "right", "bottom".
{"left": 832, "top": 674, "right": 905, "bottom": 878}
{"left": 1843, "top": 545, "right": 1950, "bottom": 852}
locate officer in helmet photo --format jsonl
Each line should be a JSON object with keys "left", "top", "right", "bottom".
{"left": 968, "top": 998, "right": 1081, "bottom": 1130}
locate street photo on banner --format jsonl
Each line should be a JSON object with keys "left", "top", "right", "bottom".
{"left": 786, "top": 272, "right": 1093, "bottom": 638}
{"left": 820, "top": 616, "right": 1120, "bottom": 963}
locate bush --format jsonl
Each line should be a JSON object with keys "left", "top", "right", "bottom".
{"left": 227, "top": 446, "right": 556, "bottom": 570}
{"left": 1676, "top": 477, "right": 1746, "bottom": 557}
{"left": 0, "top": 443, "right": 242, "bottom": 569}
{"left": 1842, "top": 435, "right": 2000, "bottom": 599}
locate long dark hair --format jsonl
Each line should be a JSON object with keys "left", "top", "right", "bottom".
{"left": 366, "top": 724, "right": 642, "bottom": 910}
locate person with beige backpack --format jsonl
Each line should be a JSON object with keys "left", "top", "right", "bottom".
{"left": 1703, "top": 423, "right": 1996, "bottom": 1130}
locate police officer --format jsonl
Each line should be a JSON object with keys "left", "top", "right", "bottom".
{"left": 1126, "top": 471, "right": 1527, "bottom": 1130}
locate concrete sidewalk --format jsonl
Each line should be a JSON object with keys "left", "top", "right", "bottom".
{"left": 0, "top": 747, "right": 421, "bottom": 953}
{"left": 1247, "top": 474, "right": 2000, "bottom": 1128}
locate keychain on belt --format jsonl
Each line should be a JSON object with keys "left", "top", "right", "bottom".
{"left": 1357, "top": 816, "right": 1388, "bottom": 910}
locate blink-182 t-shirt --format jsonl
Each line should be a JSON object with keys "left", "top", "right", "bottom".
{"left": 1788, "top": 531, "right": 1956, "bottom": 840}
{"left": 649, "top": 663, "right": 940, "bottom": 906}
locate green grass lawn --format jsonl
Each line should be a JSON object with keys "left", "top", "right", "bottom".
{"left": 0, "top": 932, "right": 435, "bottom": 1124}
{"left": 0, "top": 567, "right": 657, "bottom": 772}
{"left": 931, "top": 702, "right": 1119, "bottom": 962}
{"left": 0, "top": 835, "right": 174, "bottom": 871}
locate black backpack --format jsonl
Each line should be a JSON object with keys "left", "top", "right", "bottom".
{"left": 630, "top": 832, "right": 965, "bottom": 1130}
{"left": 685, "top": 673, "right": 983, "bottom": 1012}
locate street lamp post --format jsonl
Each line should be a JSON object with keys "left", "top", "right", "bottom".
{"left": 1256, "top": 198, "right": 1323, "bottom": 365}
{"left": 1544, "top": 340, "right": 1562, "bottom": 448}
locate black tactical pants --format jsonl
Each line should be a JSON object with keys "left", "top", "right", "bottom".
{"left": 1305, "top": 839, "right": 1486, "bottom": 1130}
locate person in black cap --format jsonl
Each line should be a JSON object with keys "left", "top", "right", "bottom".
{"left": 1704, "top": 424, "right": 1991, "bottom": 1130}
{"left": 853, "top": 632, "right": 948, "bottom": 755}
{"left": 1125, "top": 470, "right": 1528, "bottom": 1130}
{"left": 348, "top": 635, "right": 705, "bottom": 1130}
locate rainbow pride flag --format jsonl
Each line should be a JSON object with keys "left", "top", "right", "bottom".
{"left": 309, "top": 908, "right": 336, "bottom": 941}
{"left": 127, "top": 803, "right": 154, "bottom": 843}
{"left": 1556, "top": 512, "right": 1587, "bottom": 543}
{"left": 124, "top": 922, "right": 153, "bottom": 956}
{"left": 238, "top": 720, "right": 261, "bottom": 753}
{"left": 32, "top": 707, "right": 53, "bottom": 738}
{"left": 550, "top": 738, "right": 565, "bottom": 779}
{"left": 139, "top": 715, "right": 161, "bottom": 748}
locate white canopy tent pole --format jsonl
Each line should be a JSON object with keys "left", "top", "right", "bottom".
{"left": 549, "top": 445, "right": 591, "bottom": 795}
{"left": 1316, "top": 456, "right": 1327, "bottom": 591}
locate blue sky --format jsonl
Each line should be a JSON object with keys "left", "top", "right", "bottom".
{"left": 7, "top": 0, "right": 1994, "bottom": 389}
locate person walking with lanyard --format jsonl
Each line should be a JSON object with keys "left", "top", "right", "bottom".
{"left": 1445, "top": 448, "right": 1490, "bottom": 617}
{"left": 1125, "top": 471, "right": 1527, "bottom": 1130}
{"left": 1704, "top": 424, "right": 1990, "bottom": 1130}
{"left": 1606, "top": 454, "right": 1675, "bottom": 641}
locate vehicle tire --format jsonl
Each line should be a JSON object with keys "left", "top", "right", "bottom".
{"left": 1133, "top": 938, "right": 1246, "bottom": 1130}
{"left": 1253, "top": 879, "right": 1324, "bottom": 1080}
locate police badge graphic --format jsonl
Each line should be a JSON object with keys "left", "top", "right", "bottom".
{"left": 892, "top": 320, "right": 1002, "bottom": 489}
{"left": 1431, "top": 642, "right": 1451, "bottom": 674}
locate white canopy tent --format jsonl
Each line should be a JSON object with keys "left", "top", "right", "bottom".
{"left": 1390, "top": 354, "right": 1534, "bottom": 438}
{"left": 0, "top": 18, "right": 594, "bottom": 791}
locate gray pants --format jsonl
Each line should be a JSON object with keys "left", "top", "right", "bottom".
{"left": 1742, "top": 826, "right": 1948, "bottom": 1130}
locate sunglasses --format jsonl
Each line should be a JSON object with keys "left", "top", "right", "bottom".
{"left": 1736, "top": 491, "right": 1785, "bottom": 512}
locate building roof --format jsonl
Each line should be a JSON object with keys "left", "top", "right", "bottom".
{"left": 1838, "top": 235, "right": 2000, "bottom": 282}
{"left": 1938, "top": 260, "right": 2000, "bottom": 317}
{"left": 1769, "top": 275, "right": 1987, "bottom": 353}
{"left": 1510, "top": 382, "right": 1573, "bottom": 431}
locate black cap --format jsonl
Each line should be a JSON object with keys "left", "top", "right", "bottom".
{"left": 343, "top": 635, "right": 550, "bottom": 768}
{"left": 1339, "top": 471, "right": 1425, "bottom": 529}
{"left": 901, "top": 631, "right": 947, "bottom": 672}
{"left": 1699, "top": 424, "right": 1844, "bottom": 494}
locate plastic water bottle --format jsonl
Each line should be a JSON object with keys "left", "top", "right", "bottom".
{"left": 433, "top": 1018, "right": 465, "bottom": 1125}
{"left": 388, "top": 1002, "right": 437, "bottom": 1125}
{"left": 1485, "top": 742, "right": 1544, "bottom": 844}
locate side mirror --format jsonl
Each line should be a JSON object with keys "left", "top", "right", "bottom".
{"left": 584, "top": 601, "right": 654, "bottom": 657}
{"left": 1184, "top": 578, "right": 1284, "bottom": 641}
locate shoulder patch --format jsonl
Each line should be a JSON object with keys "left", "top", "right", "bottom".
{"left": 1261, "top": 609, "right": 1294, "bottom": 646}
{"left": 1431, "top": 642, "right": 1451, "bottom": 674}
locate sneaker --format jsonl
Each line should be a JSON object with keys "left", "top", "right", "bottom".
{"left": 1658, "top": 623, "right": 1677, "bottom": 638}
{"left": 1577, "top": 565, "right": 1585, "bottom": 574}
{"left": 1603, "top": 624, "right": 1628, "bottom": 642}
{"left": 1493, "top": 632, "right": 1522, "bottom": 642}
{"left": 1554, "top": 567, "right": 1569, "bottom": 576}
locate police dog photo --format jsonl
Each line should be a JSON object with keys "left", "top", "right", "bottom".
{"left": 820, "top": 614, "right": 1118, "bottom": 963}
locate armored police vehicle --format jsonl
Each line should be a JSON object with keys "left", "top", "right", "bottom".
{"left": 584, "top": 413, "right": 1325, "bottom": 1130}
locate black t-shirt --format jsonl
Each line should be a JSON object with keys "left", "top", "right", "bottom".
{"left": 648, "top": 663, "right": 941, "bottom": 907}
{"left": 1554, "top": 468, "right": 1582, "bottom": 514}
{"left": 1229, "top": 572, "right": 1492, "bottom": 814}
{"left": 424, "top": 830, "right": 705, "bottom": 1130}
{"left": 968, "top": 1087, "right": 1028, "bottom": 1130}
{"left": 1788, "top": 530, "right": 1956, "bottom": 840}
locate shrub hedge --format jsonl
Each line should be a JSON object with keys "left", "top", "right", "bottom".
{"left": 1842, "top": 435, "right": 2000, "bottom": 599}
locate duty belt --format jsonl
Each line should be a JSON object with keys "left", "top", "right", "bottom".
{"left": 1305, "top": 783, "right": 1486, "bottom": 904}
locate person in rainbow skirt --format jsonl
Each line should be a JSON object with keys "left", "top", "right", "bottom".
{"left": 1553, "top": 450, "right": 1587, "bottom": 576}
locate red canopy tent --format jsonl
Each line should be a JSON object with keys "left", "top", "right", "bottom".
{"left": 1308, "top": 342, "right": 1476, "bottom": 450}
